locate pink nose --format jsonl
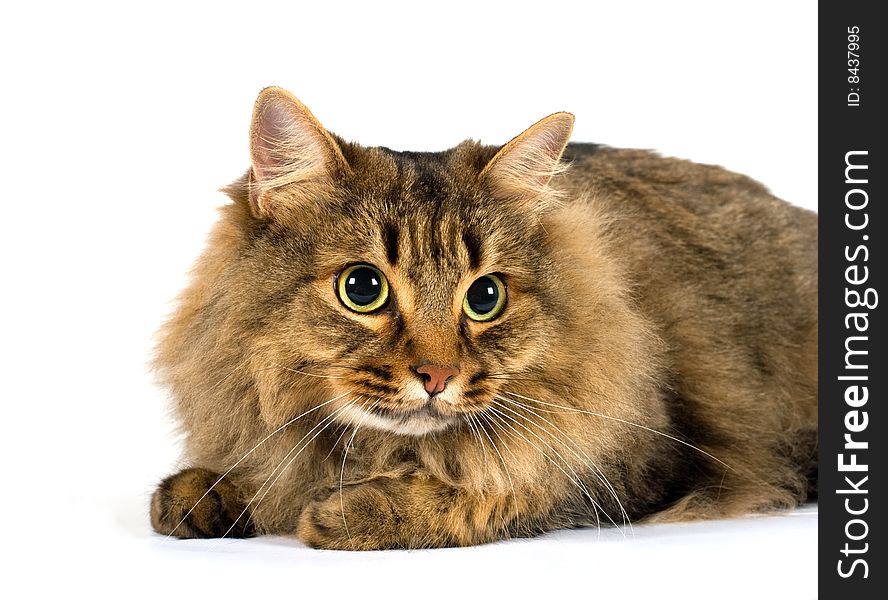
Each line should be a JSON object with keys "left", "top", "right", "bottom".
{"left": 414, "top": 364, "right": 460, "bottom": 395}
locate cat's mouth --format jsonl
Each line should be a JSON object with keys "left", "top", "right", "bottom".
{"left": 376, "top": 401, "right": 462, "bottom": 436}
{"left": 340, "top": 399, "right": 459, "bottom": 436}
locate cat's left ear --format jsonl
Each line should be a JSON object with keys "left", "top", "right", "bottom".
{"left": 248, "top": 87, "right": 350, "bottom": 218}
{"left": 480, "top": 112, "right": 574, "bottom": 205}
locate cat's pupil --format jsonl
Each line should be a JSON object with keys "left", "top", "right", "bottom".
{"left": 344, "top": 267, "right": 381, "bottom": 305}
{"left": 466, "top": 276, "right": 499, "bottom": 314}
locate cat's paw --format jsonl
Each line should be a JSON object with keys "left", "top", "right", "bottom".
{"left": 297, "top": 479, "right": 403, "bottom": 550}
{"left": 150, "top": 467, "right": 255, "bottom": 539}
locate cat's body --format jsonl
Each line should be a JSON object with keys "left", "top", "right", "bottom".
{"left": 151, "top": 88, "right": 817, "bottom": 549}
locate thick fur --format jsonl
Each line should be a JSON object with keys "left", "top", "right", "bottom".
{"left": 151, "top": 88, "right": 817, "bottom": 549}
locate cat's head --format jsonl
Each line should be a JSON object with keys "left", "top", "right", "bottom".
{"left": 223, "top": 87, "right": 575, "bottom": 436}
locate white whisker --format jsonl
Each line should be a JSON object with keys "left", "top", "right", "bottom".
{"left": 464, "top": 413, "right": 489, "bottom": 470}
{"left": 168, "top": 391, "right": 349, "bottom": 538}
{"left": 214, "top": 398, "right": 357, "bottom": 544}
{"left": 483, "top": 410, "right": 602, "bottom": 537}
{"left": 474, "top": 413, "right": 519, "bottom": 532}
{"left": 487, "top": 403, "right": 614, "bottom": 534}
{"left": 339, "top": 396, "right": 380, "bottom": 547}
{"left": 503, "top": 390, "right": 734, "bottom": 472}
{"left": 495, "top": 394, "right": 633, "bottom": 533}
{"left": 269, "top": 361, "right": 345, "bottom": 379}
{"left": 324, "top": 418, "right": 356, "bottom": 462}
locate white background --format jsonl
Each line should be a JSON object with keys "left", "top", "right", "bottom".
{"left": 1, "top": 2, "right": 817, "bottom": 598}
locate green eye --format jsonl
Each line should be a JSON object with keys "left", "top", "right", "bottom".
{"left": 463, "top": 274, "right": 506, "bottom": 322}
{"left": 337, "top": 264, "right": 389, "bottom": 313}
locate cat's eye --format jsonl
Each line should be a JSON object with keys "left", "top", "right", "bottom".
{"left": 337, "top": 264, "right": 389, "bottom": 313}
{"left": 463, "top": 274, "right": 506, "bottom": 322}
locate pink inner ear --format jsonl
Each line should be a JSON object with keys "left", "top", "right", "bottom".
{"left": 485, "top": 113, "right": 573, "bottom": 198}
{"left": 252, "top": 101, "right": 296, "bottom": 179}
{"left": 484, "top": 115, "right": 573, "bottom": 200}
{"left": 542, "top": 128, "right": 567, "bottom": 158}
{"left": 245, "top": 87, "right": 349, "bottom": 218}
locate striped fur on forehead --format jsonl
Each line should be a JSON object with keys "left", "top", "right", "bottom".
{"left": 325, "top": 144, "right": 555, "bottom": 274}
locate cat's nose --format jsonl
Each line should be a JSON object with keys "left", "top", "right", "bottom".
{"left": 414, "top": 364, "right": 460, "bottom": 395}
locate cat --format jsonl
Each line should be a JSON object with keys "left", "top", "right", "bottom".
{"left": 150, "top": 86, "right": 818, "bottom": 549}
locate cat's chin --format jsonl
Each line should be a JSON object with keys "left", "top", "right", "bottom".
{"left": 339, "top": 403, "right": 456, "bottom": 437}
{"left": 378, "top": 414, "right": 455, "bottom": 436}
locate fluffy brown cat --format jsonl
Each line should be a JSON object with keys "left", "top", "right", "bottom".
{"left": 150, "top": 86, "right": 817, "bottom": 549}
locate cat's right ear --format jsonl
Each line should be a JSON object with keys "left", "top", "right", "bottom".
{"left": 248, "top": 87, "right": 350, "bottom": 218}
{"left": 480, "top": 112, "right": 574, "bottom": 207}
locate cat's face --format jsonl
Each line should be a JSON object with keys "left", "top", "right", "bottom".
{"left": 236, "top": 88, "right": 574, "bottom": 436}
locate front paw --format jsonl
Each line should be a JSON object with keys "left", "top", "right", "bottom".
{"left": 151, "top": 467, "right": 255, "bottom": 539}
{"left": 297, "top": 479, "right": 404, "bottom": 550}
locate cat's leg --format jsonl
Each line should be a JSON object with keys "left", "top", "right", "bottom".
{"left": 297, "top": 473, "right": 553, "bottom": 550}
{"left": 150, "top": 467, "right": 255, "bottom": 539}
